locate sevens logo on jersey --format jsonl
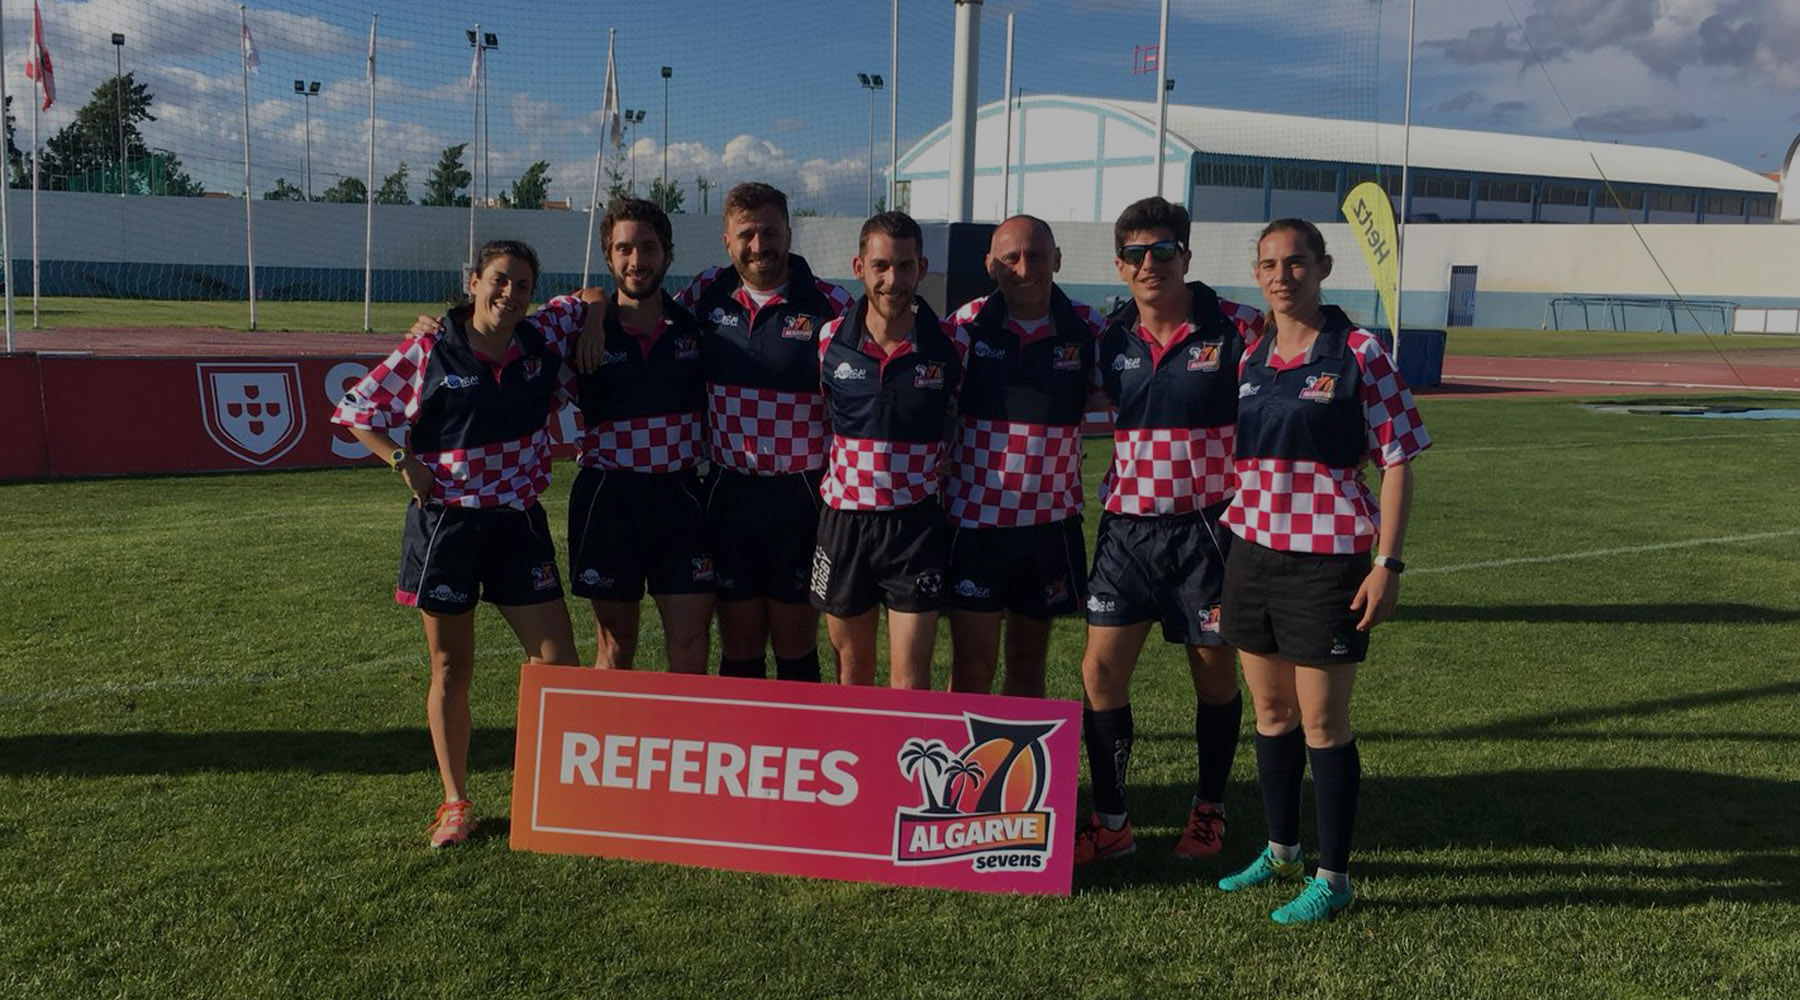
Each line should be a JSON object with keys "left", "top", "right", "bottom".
{"left": 893, "top": 715, "right": 1063, "bottom": 870}
{"left": 195, "top": 363, "right": 306, "bottom": 466}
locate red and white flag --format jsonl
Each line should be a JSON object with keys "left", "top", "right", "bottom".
{"left": 25, "top": 0, "right": 54, "bottom": 110}
{"left": 241, "top": 15, "right": 260, "bottom": 72}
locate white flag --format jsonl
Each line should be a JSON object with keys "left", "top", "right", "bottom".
{"left": 601, "top": 34, "right": 621, "bottom": 147}
{"left": 469, "top": 36, "right": 483, "bottom": 88}
{"left": 241, "top": 16, "right": 259, "bottom": 72}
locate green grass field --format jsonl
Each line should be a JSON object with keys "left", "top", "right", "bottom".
{"left": 16, "top": 295, "right": 1800, "bottom": 359}
{"left": 5, "top": 393, "right": 1800, "bottom": 999}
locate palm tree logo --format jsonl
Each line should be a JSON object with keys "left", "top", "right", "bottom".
{"left": 942, "top": 758, "right": 986, "bottom": 812}
{"left": 898, "top": 738, "right": 954, "bottom": 813}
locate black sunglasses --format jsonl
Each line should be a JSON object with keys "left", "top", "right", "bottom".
{"left": 1118, "top": 240, "right": 1186, "bottom": 266}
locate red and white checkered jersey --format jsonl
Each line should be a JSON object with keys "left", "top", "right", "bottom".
{"left": 1099, "top": 425, "right": 1237, "bottom": 516}
{"left": 1225, "top": 324, "right": 1430, "bottom": 553}
{"left": 943, "top": 290, "right": 1106, "bottom": 528}
{"left": 681, "top": 259, "right": 853, "bottom": 475}
{"left": 820, "top": 435, "right": 946, "bottom": 511}
{"left": 945, "top": 419, "right": 1085, "bottom": 526}
{"left": 576, "top": 412, "right": 703, "bottom": 473}
{"left": 330, "top": 295, "right": 586, "bottom": 508}
{"left": 816, "top": 303, "right": 966, "bottom": 512}
{"left": 706, "top": 384, "right": 831, "bottom": 475}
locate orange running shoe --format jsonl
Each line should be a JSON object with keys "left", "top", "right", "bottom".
{"left": 428, "top": 799, "right": 477, "bottom": 849}
{"left": 1174, "top": 802, "right": 1227, "bottom": 860}
{"left": 1072, "top": 813, "right": 1137, "bottom": 865}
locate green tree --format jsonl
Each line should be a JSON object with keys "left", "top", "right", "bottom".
{"left": 263, "top": 177, "right": 305, "bottom": 201}
{"left": 36, "top": 73, "right": 201, "bottom": 195}
{"left": 375, "top": 162, "right": 411, "bottom": 205}
{"left": 318, "top": 176, "right": 367, "bottom": 204}
{"left": 509, "top": 160, "right": 552, "bottom": 210}
{"left": 649, "top": 176, "right": 685, "bottom": 214}
{"left": 421, "top": 144, "right": 470, "bottom": 207}
{"left": 5, "top": 95, "right": 24, "bottom": 188}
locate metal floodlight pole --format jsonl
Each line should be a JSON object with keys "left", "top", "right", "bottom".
{"left": 661, "top": 66, "right": 671, "bottom": 187}
{"left": 113, "top": 33, "right": 126, "bottom": 196}
{"left": 239, "top": 7, "right": 257, "bottom": 329}
{"left": 482, "top": 32, "right": 497, "bottom": 204}
{"left": 467, "top": 23, "right": 479, "bottom": 274}
{"left": 1153, "top": 0, "right": 1170, "bottom": 198}
{"left": 858, "top": 73, "right": 884, "bottom": 215}
{"left": 948, "top": 0, "right": 983, "bottom": 223}
{"left": 294, "top": 80, "right": 321, "bottom": 200}
{"left": 889, "top": 0, "right": 898, "bottom": 209}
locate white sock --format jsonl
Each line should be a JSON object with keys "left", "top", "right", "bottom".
{"left": 1097, "top": 811, "right": 1128, "bottom": 831}
{"left": 1268, "top": 841, "right": 1301, "bottom": 862}
{"left": 1314, "top": 867, "right": 1351, "bottom": 892}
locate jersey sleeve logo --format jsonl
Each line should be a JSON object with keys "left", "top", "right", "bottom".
{"left": 1186, "top": 342, "right": 1222, "bottom": 372}
{"left": 832, "top": 361, "right": 869, "bottom": 381}
{"left": 1052, "top": 344, "right": 1083, "bottom": 370}
{"left": 1111, "top": 354, "right": 1141, "bottom": 372}
{"left": 709, "top": 307, "right": 741, "bottom": 328}
{"left": 674, "top": 337, "right": 700, "bottom": 360}
{"left": 1299, "top": 373, "right": 1338, "bottom": 402}
{"left": 781, "top": 315, "right": 816, "bottom": 340}
{"left": 521, "top": 356, "right": 544, "bottom": 380}
{"left": 913, "top": 362, "right": 947, "bottom": 389}
{"left": 972, "top": 340, "right": 1007, "bottom": 361}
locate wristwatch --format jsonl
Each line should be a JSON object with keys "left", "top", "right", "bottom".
{"left": 387, "top": 448, "right": 408, "bottom": 470}
{"left": 1373, "top": 554, "right": 1405, "bottom": 573}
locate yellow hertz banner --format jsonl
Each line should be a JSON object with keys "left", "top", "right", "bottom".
{"left": 1342, "top": 181, "right": 1401, "bottom": 334}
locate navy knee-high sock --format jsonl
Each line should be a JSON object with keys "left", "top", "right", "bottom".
{"left": 1083, "top": 705, "right": 1134, "bottom": 818}
{"left": 719, "top": 656, "right": 766, "bottom": 679}
{"left": 775, "top": 650, "right": 820, "bottom": 683}
{"left": 1309, "top": 740, "right": 1361, "bottom": 874}
{"left": 1195, "top": 694, "right": 1243, "bottom": 805}
{"left": 1253, "top": 727, "right": 1306, "bottom": 847}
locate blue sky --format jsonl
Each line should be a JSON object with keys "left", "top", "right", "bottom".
{"left": 6, "top": 1, "right": 1792, "bottom": 212}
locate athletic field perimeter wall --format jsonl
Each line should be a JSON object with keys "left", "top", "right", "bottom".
{"left": 6, "top": 191, "right": 1798, "bottom": 332}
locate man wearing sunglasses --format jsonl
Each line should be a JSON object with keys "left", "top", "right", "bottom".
{"left": 943, "top": 216, "right": 1108, "bottom": 699}
{"left": 1075, "top": 196, "right": 1264, "bottom": 866}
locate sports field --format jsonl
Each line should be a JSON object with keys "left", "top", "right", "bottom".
{"left": 4, "top": 390, "right": 1799, "bottom": 998}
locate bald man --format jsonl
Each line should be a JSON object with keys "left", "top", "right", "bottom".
{"left": 943, "top": 216, "right": 1108, "bottom": 697}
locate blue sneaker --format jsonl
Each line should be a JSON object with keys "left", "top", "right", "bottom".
{"left": 1216, "top": 847, "right": 1304, "bottom": 892}
{"left": 1270, "top": 876, "right": 1354, "bottom": 924}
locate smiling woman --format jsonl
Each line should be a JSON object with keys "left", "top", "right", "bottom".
{"left": 330, "top": 238, "right": 599, "bottom": 849}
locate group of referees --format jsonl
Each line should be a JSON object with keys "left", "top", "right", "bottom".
{"left": 334, "top": 180, "right": 1429, "bottom": 924}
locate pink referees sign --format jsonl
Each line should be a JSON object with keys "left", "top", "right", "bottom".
{"left": 510, "top": 664, "right": 1081, "bottom": 895}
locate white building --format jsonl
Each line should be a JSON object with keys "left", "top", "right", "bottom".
{"left": 895, "top": 95, "right": 1778, "bottom": 226}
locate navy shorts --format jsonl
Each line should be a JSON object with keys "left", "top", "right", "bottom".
{"left": 809, "top": 499, "right": 949, "bottom": 617}
{"left": 946, "top": 516, "right": 1087, "bottom": 619}
{"left": 397, "top": 501, "right": 563, "bottom": 615}
{"left": 568, "top": 467, "right": 713, "bottom": 602}
{"left": 1221, "top": 537, "right": 1371, "bottom": 665}
{"left": 1085, "top": 500, "right": 1232, "bottom": 646}
{"left": 704, "top": 467, "right": 823, "bottom": 605}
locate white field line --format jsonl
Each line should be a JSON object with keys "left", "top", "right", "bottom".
{"left": 1449, "top": 374, "right": 1800, "bottom": 393}
{"left": 1414, "top": 529, "right": 1800, "bottom": 575}
{"left": 1445, "top": 431, "right": 1793, "bottom": 454}
{"left": 0, "top": 644, "right": 518, "bottom": 707}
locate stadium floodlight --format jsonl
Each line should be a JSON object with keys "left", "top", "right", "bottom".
{"left": 624, "top": 109, "right": 648, "bottom": 189}
{"left": 858, "top": 73, "right": 885, "bottom": 215}
{"left": 294, "top": 81, "right": 324, "bottom": 200}
{"left": 661, "top": 67, "right": 673, "bottom": 187}
{"left": 113, "top": 34, "right": 127, "bottom": 197}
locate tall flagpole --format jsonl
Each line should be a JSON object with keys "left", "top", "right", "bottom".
{"left": 240, "top": 5, "right": 257, "bottom": 330}
{"left": 1396, "top": 0, "right": 1416, "bottom": 362}
{"left": 1153, "top": 0, "right": 1171, "bottom": 198}
{"left": 2, "top": 8, "right": 17, "bottom": 352}
{"left": 582, "top": 28, "right": 616, "bottom": 286}
{"left": 363, "top": 15, "right": 377, "bottom": 331}
{"left": 31, "top": 95, "right": 40, "bottom": 329}
{"left": 1000, "top": 14, "right": 1014, "bottom": 218}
